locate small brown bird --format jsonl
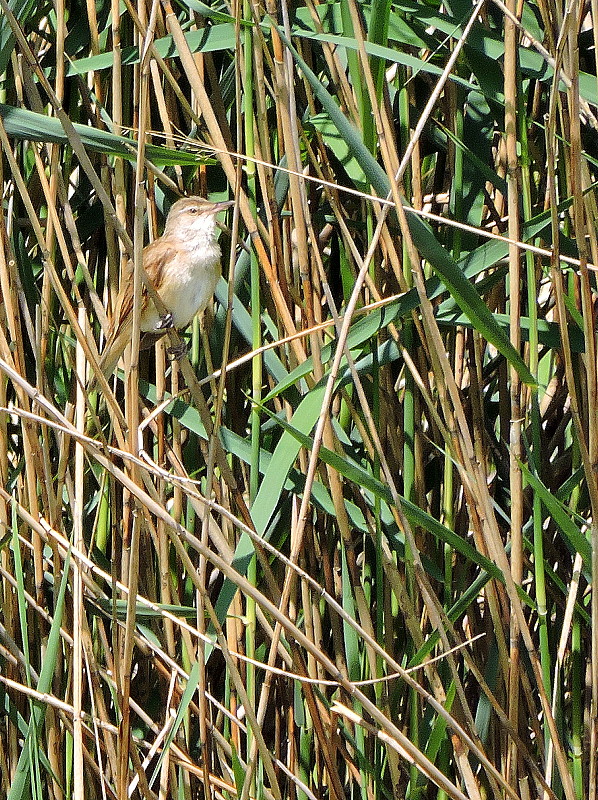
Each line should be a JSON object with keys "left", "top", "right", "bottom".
{"left": 95, "top": 196, "right": 234, "bottom": 384}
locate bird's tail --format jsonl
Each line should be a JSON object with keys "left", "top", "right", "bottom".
{"left": 87, "top": 320, "right": 133, "bottom": 393}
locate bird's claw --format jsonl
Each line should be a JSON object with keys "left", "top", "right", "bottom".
{"left": 166, "top": 341, "right": 189, "bottom": 360}
{"left": 157, "top": 312, "right": 174, "bottom": 330}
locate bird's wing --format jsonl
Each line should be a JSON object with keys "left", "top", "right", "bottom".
{"left": 110, "top": 241, "right": 179, "bottom": 332}
{"left": 95, "top": 242, "right": 178, "bottom": 383}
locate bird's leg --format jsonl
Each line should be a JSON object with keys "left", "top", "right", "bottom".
{"left": 139, "top": 331, "right": 168, "bottom": 351}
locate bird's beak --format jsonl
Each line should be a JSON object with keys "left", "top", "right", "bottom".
{"left": 212, "top": 200, "right": 235, "bottom": 212}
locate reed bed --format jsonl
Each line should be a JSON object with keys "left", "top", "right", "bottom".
{"left": 0, "top": 0, "right": 596, "bottom": 799}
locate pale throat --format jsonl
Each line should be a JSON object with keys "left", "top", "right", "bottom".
{"left": 184, "top": 220, "right": 219, "bottom": 254}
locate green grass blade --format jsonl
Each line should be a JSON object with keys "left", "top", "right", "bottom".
{"left": 8, "top": 543, "right": 71, "bottom": 800}
{"left": 0, "top": 103, "right": 204, "bottom": 166}
{"left": 272, "top": 22, "right": 535, "bottom": 386}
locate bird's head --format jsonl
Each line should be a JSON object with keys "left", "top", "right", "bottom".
{"left": 163, "top": 196, "right": 234, "bottom": 241}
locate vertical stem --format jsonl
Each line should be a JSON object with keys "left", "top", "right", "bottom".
{"left": 117, "top": 2, "right": 157, "bottom": 793}
{"left": 244, "top": 0, "right": 259, "bottom": 784}
{"left": 519, "top": 45, "right": 552, "bottom": 757}
{"left": 73, "top": 307, "right": 86, "bottom": 800}
{"left": 504, "top": 1, "right": 522, "bottom": 786}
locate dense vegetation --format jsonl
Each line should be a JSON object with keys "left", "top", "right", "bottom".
{"left": 0, "top": 0, "right": 597, "bottom": 799}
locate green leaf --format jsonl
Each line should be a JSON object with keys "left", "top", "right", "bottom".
{"left": 292, "top": 30, "right": 478, "bottom": 93}
{"left": 309, "top": 112, "right": 368, "bottom": 190}
{"left": 256, "top": 398, "right": 529, "bottom": 594}
{"left": 231, "top": 746, "right": 247, "bottom": 797}
{"left": 519, "top": 461, "right": 592, "bottom": 576}
{"left": 270, "top": 22, "right": 536, "bottom": 386}
{"left": 8, "top": 534, "right": 71, "bottom": 800}
{"left": 0, "top": 103, "right": 204, "bottom": 166}
{"left": 149, "top": 660, "right": 201, "bottom": 789}
{"left": 251, "top": 381, "right": 327, "bottom": 536}
{"left": 0, "top": 0, "right": 37, "bottom": 75}
{"left": 91, "top": 599, "right": 200, "bottom": 620}
{"left": 341, "top": 544, "right": 361, "bottom": 681}
{"left": 66, "top": 24, "right": 239, "bottom": 76}
{"left": 262, "top": 297, "right": 404, "bottom": 401}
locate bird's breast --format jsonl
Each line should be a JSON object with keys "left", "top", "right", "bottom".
{"left": 141, "top": 242, "right": 221, "bottom": 331}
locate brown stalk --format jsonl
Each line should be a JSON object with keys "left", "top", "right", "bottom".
{"left": 161, "top": 0, "right": 308, "bottom": 365}
{"left": 503, "top": 0, "right": 524, "bottom": 785}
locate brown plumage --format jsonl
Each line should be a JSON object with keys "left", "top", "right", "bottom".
{"left": 94, "top": 196, "right": 233, "bottom": 385}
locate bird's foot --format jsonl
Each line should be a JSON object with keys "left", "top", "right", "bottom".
{"left": 157, "top": 312, "right": 174, "bottom": 330}
{"left": 166, "top": 341, "right": 189, "bottom": 360}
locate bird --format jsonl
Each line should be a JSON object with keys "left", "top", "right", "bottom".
{"left": 93, "top": 196, "right": 234, "bottom": 386}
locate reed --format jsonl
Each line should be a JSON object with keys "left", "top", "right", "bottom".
{"left": 0, "top": 1, "right": 596, "bottom": 799}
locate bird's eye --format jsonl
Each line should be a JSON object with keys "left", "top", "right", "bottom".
{"left": 188, "top": 207, "right": 199, "bottom": 214}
